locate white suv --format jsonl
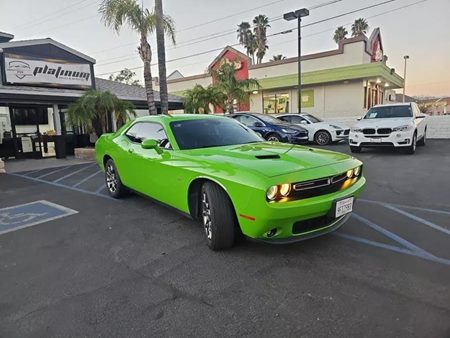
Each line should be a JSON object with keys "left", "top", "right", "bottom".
{"left": 349, "top": 103, "right": 427, "bottom": 154}
{"left": 276, "top": 113, "right": 350, "bottom": 145}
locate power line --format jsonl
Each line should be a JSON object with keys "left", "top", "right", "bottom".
{"left": 13, "top": 0, "right": 97, "bottom": 32}
{"left": 96, "top": 0, "right": 398, "bottom": 75}
{"left": 176, "top": 0, "right": 287, "bottom": 33}
{"left": 95, "top": 0, "right": 343, "bottom": 65}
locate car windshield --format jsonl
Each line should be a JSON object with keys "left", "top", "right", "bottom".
{"left": 364, "top": 106, "right": 413, "bottom": 119}
{"left": 303, "top": 114, "right": 322, "bottom": 123}
{"left": 170, "top": 118, "right": 263, "bottom": 150}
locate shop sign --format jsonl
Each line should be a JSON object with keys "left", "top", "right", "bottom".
{"left": 3, "top": 54, "right": 93, "bottom": 89}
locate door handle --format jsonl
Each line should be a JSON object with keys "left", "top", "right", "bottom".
{"left": 128, "top": 148, "right": 134, "bottom": 154}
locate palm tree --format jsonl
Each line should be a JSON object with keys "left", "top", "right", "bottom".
{"left": 253, "top": 14, "right": 270, "bottom": 64}
{"left": 270, "top": 54, "right": 286, "bottom": 61}
{"left": 155, "top": 0, "right": 173, "bottom": 115}
{"left": 99, "top": 0, "right": 175, "bottom": 115}
{"left": 184, "top": 85, "right": 225, "bottom": 114}
{"left": 212, "top": 63, "right": 260, "bottom": 113}
{"left": 351, "top": 18, "right": 369, "bottom": 37}
{"left": 67, "top": 90, "right": 136, "bottom": 137}
{"left": 333, "top": 26, "right": 348, "bottom": 44}
{"left": 237, "top": 22, "right": 257, "bottom": 64}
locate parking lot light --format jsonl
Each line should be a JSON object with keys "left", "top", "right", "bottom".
{"left": 283, "top": 8, "right": 310, "bottom": 113}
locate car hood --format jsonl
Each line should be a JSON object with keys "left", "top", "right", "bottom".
{"left": 184, "top": 142, "right": 352, "bottom": 177}
{"left": 316, "top": 121, "right": 348, "bottom": 129}
{"left": 354, "top": 117, "right": 413, "bottom": 128}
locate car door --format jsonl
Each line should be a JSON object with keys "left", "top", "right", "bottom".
{"left": 291, "top": 115, "right": 313, "bottom": 140}
{"left": 123, "top": 122, "right": 174, "bottom": 201}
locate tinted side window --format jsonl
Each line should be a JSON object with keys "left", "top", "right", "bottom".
{"left": 279, "top": 116, "right": 291, "bottom": 123}
{"left": 126, "top": 122, "right": 170, "bottom": 148}
{"left": 240, "top": 115, "right": 261, "bottom": 127}
{"left": 291, "top": 116, "right": 304, "bottom": 124}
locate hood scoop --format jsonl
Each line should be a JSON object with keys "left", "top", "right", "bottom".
{"left": 255, "top": 154, "right": 280, "bottom": 159}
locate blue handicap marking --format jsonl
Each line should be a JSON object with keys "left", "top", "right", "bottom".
{"left": 0, "top": 200, "right": 78, "bottom": 235}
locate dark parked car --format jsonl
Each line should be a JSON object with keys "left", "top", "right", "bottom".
{"left": 228, "top": 112, "right": 308, "bottom": 144}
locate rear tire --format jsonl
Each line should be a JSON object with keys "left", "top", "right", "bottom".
{"left": 104, "top": 159, "right": 127, "bottom": 198}
{"left": 200, "top": 182, "right": 237, "bottom": 250}
{"left": 350, "top": 146, "right": 362, "bottom": 153}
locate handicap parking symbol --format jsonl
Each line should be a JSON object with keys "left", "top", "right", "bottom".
{"left": 0, "top": 200, "right": 78, "bottom": 235}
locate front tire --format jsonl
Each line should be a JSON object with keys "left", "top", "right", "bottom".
{"left": 105, "top": 159, "right": 127, "bottom": 198}
{"left": 201, "top": 182, "right": 237, "bottom": 250}
{"left": 405, "top": 132, "right": 417, "bottom": 155}
{"left": 314, "top": 130, "right": 331, "bottom": 145}
{"left": 266, "top": 133, "right": 281, "bottom": 142}
{"left": 417, "top": 129, "right": 426, "bottom": 146}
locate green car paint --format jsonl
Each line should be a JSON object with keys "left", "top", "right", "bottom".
{"left": 95, "top": 114, "right": 365, "bottom": 242}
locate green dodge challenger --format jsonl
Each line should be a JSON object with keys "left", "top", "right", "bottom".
{"left": 95, "top": 114, "right": 366, "bottom": 250}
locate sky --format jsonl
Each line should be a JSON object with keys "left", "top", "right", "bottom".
{"left": 1, "top": 0, "right": 449, "bottom": 97}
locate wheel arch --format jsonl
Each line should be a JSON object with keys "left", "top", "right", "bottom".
{"left": 187, "top": 177, "right": 235, "bottom": 220}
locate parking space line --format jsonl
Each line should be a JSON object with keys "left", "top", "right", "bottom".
{"left": 360, "top": 198, "right": 450, "bottom": 216}
{"left": 53, "top": 163, "right": 97, "bottom": 183}
{"left": 383, "top": 203, "right": 450, "bottom": 236}
{"left": 334, "top": 233, "right": 450, "bottom": 266}
{"left": 23, "top": 168, "right": 47, "bottom": 176}
{"left": 352, "top": 213, "right": 434, "bottom": 257}
{"left": 72, "top": 170, "right": 102, "bottom": 188}
{"left": 9, "top": 173, "right": 117, "bottom": 201}
{"left": 95, "top": 184, "right": 106, "bottom": 194}
{"left": 36, "top": 166, "right": 70, "bottom": 179}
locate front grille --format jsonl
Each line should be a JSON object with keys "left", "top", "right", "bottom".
{"left": 293, "top": 215, "right": 332, "bottom": 234}
{"left": 377, "top": 128, "right": 392, "bottom": 134}
{"left": 291, "top": 171, "right": 356, "bottom": 200}
{"left": 363, "top": 128, "right": 376, "bottom": 135}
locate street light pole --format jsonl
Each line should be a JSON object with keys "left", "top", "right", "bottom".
{"left": 284, "top": 8, "right": 309, "bottom": 113}
{"left": 402, "top": 55, "right": 409, "bottom": 103}
{"left": 297, "top": 16, "right": 301, "bottom": 113}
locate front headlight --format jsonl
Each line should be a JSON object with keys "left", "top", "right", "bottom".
{"left": 351, "top": 127, "right": 362, "bottom": 133}
{"left": 266, "top": 183, "right": 292, "bottom": 201}
{"left": 392, "top": 125, "right": 413, "bottom": 132}
{"left": 266, "top": 185, "right": 279, "bottom": 201}
{"left": 279, "top": 183, "right": 291, "bottom": 197}
{"left": 281, "top": 128, "right": 298, "bottom": 134}
{"left": 330, "top": 124, "right": 342, "bottom": 130}
{"left": 353, "top": 166, "right": 361, "bottom": 177}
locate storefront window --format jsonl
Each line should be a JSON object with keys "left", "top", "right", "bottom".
{"left": 263, "top": 92, "right": 289, "bottom": 114}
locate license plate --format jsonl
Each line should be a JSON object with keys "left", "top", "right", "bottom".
{"left": 335, "top": 197, "right": 354, "bottom": 218}
{"left": 371, "top": 138, "right": 382, "bottom": 143}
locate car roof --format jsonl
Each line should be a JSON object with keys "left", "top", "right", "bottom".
{"left": 134, "top": 113, "right": 225, "bottom": 123}
{"left": 372, "top": 103, "right": 412, "bottom": 108}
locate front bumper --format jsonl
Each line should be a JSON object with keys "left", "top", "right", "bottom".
{"left": 349, "top": 131, "right": 413, "bottom": 147}
{"left": 333, "top": 129, "right": 350, "bottom": 141}
{"left": 287, "top": 134, "right": 309, "bottom": 144}
{"left": 252, "top": 213, "right": 350, "bottom": 244}
{"left": 237, "top": 176, "right": 366, "bottom": 242}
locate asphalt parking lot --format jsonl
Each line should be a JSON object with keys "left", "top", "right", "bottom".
{"left": 1, "top": 140, "right": 449, "bottom": 337}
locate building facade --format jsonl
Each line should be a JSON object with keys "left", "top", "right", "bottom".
{"left": 167, "top": 28, "right": 404, "bottom": 120}
{"left": 0, "top": 32, "right": 183, "bottom": 159}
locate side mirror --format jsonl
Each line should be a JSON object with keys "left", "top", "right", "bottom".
{"left": 357, "top": 117, "right": 362, "bottom": 121}
{"left": 300, "top": 120, "right": 308, "bottom": 125}
{"left": 141, "top": 139, "right": 163, "bottom": 154}
{"left": 254, "top": 121, "right": 264, "bottom": 127}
